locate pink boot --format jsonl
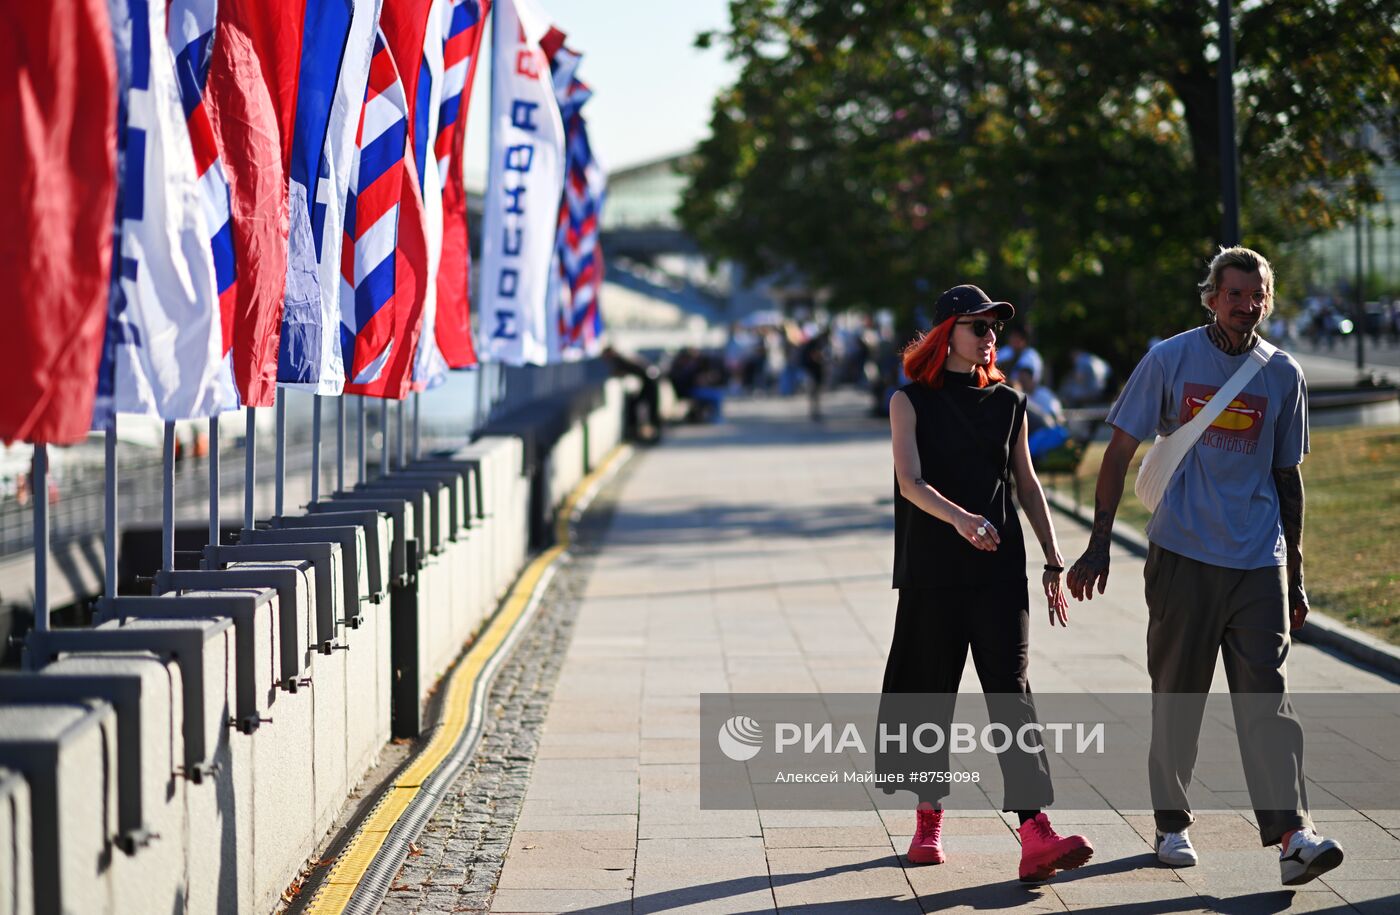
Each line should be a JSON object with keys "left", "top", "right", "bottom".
{"left": 907, "top": 802, "right": 946, "bottom": 865}
{"left": 1017, "top": 812, "right": 1093, "bottom": 882}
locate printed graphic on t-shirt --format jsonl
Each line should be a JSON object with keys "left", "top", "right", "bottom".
{"left": 1181, "top": 382, "right": 1268, "bottom": 454}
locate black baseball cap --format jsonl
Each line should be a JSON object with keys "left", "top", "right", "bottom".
{"left": 932, "top": 285, "right": 1015, "bottom": 325}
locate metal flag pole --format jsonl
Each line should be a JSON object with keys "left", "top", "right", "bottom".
{"left": 33, "top": 444, "right": 49, "bottom": 632}
{"left": 356, "top": 396, "right": 367, "bottom": 485}
{"left": 274, "top": 389, "right": 286, "bottom": 516}
{"left": 496, "top": 362, "right": 507, "bottom": 420}
{"left": 244, "top": 408, "right": 256, "bottom": 529}
{"left": 105, "top": 421, "right": 118, "bottom": 600}
{"left": 1356, "top": 204, "right": 1367, "bottom": 371}
{"left": 379, "top": 397, "right": 389, "bottom": 477}
{"left": 335, "top": 395, "right": 346, "bottom": 494}
{"left": 208, "top": 416, "right": 220, "bottom": 547}
{"left": 473, "top": 365, "right": 485, "bottom": 435}
{"left": 395, "top": 398, "right": 406, "bottom": 470}
{"left": 311, "top": 394, "right": 323, "bottom": 504}
{"left": 162, "top": 420, "right": 176, "bottom": 572}
{"left": 412, "top": 391, "right": 421, "bottom": 460}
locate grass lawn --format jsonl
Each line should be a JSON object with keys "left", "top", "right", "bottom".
{"left": 1048, "top": 425, "right": 1400, "bottom": 646}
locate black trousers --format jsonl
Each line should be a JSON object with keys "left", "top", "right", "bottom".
{"left": 877, "top": 584, "right": 1054, "bottom": 809}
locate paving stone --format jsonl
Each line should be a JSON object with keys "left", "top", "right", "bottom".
{"left": 913, "top": 882, "right": 1067, "bottom": 914}
{"left": 631, "top": 882, "right": 777, "bottom": 914}
{"left": 1321, "top": 878, "right": 1400, "bottom": 912}
{"left": 1049, "top": 881, "right": 1202, "bottom": 907}
{"left": 506, "top": 829, "right": 637, "bottom": 855}
{"left": 765, "top": 845, "right": 919, "bottom": 909}
{"left": 487, "top": 888, "right": 632, "bottom": 913}
{"left": 762, "top": 826, "right": 896, "bottom": 849}
{"left": 494, "top": 864, "right": 635, "bottom": 891}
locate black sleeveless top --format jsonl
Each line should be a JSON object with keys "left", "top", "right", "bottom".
{"left": 892, "top": 374, "right": 1027, "bottom": 589}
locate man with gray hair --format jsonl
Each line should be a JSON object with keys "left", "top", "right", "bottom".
{"left": 1067, "top": 246, "right": 1344, "bottom": 885}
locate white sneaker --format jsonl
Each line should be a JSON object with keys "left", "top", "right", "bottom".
{"left": 1155, "top": 829, "right": 1198, "bottom": 867}
{"left": 1280, "top": 828, "right": 1344, "bottom": 886}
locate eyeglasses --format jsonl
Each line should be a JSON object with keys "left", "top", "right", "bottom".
{"left": 1222, "top": 288, "right": 1270, "bottom": 306}
{"left": 956, "top": 318, "right": 1005, "bottom": 338}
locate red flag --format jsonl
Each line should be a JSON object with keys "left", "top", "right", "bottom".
{"left": 435, "top": 0, "right": 491, "bottom": 367}
{"left": 205, "top": 0, "right": 303, "bottom": 407}
{"left": 380, "top": 0, "right": 436, "bottom": 136}
{"left": 0, "top": 1, "right": 118, "bottom": 444}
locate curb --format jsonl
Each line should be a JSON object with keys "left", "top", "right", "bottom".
{"left": 1045, "top": 488, "right": 1400, "bottom": 681}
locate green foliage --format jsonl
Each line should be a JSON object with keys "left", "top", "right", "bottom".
{"left": 681, "top": 0, "right": 1399, "bottom": 376}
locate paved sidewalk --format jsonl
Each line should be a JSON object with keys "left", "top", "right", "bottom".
{"left": 487, "top": 391, "right": 1400, "bottom": 914}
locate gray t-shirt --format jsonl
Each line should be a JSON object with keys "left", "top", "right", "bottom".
{"left": 1106, "top": 327, "right": 1309, "bottom": 569}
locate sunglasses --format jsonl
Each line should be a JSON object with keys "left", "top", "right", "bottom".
{"left": 956, "top": 318, "right": 1005, "bottom": 338}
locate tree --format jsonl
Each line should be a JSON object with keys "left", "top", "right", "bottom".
{"left": 681, "top": 0, "right": 1399, "bottom": 375}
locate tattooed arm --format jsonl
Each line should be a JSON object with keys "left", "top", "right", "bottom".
{"left": 1273, "top": 464, "right": 1309, "bottom": 631}
{"left": 1067, "top": 427, "right": 1141, "bottom": 600}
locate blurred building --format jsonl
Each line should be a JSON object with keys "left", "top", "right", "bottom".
{"left": 1296, "top": 125, "right": 1399, "bottom": 303}
{"left": 602, "top": 152, "right": 826, "bottom": 337}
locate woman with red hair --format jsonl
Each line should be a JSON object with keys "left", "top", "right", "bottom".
{"left": 878, "top": 285, "right": 1092, "bottom": 882}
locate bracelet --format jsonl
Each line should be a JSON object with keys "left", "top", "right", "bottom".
{"left": 1043, "top": 564, "right": 1064, "bottom": 572}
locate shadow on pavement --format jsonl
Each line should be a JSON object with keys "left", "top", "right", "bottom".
{"left": 536, "top": 848, "right": 1393, "bottom": 914}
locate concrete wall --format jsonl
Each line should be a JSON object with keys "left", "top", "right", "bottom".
{"left": 0, "top": 768, "right": 32, "bottom": 915}
{"left": 0, "top": 379, "right": 623, "bottom": 915}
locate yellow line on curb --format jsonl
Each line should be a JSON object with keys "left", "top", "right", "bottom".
{"left": 304, "top": 444, "right": 631, "bottom": 914}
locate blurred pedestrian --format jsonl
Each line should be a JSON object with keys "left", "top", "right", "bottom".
{"left": 1060, "top": 349, "right": 1112, "bottom": 407}
{"left": 1014, "top": 368, "right": 1070, "bottom": 461}
{"left": 604, "top": 346, "right": 662, "bottom": 443}
{"left": 799, "top": 326, "right": 830, "bottom": 421}
{"left": 999, "top": 325, "right": 1044, "bottom": 385}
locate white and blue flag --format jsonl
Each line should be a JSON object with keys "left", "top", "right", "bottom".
{"left": 479, "top": 0, "right": 566, "bottom": 366}
{"left": 93, "top": 0, "right": 227, "bottom": 428}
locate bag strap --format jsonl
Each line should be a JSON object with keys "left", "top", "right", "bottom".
{"left": 1170, "top": 337, "right": 1275, "bottom": 448}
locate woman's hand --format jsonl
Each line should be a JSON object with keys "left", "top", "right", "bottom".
{"left": 952, "top": 512, "right": 1000, "bottom": 551}
{"left": 1044, "top": 569, "right": 1069, "bottom": 626}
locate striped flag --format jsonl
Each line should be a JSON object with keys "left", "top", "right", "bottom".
{"left": 432, "top": 0, "right": 490, "bottom": 368}
{"left": 167, "top": 0, "right": 238, "bottom": 407}
{"left": 347, "top": 0, "right": 433, "bottom": 399}
{"left": 0, "top": 0, "right": 118, "bottom": 445}
{"left": 341, "top": 32, "right": 408, "bottom": 388}
{"left": 341, "top": 29, "right": 427, "bottom": 400}
{"left": 279, "top": 0, "right": 380, "bottom": 394}
{"left": 92, "top": 0, "right": 228, "bottom": 428}
{"left": 557, "top": 122, "right": 606, "bottom": 357}
{"left": 547, "top": 40, "right": 606, "bottom": 359}
{"left": 411, "top": 0, "right": 453, "bottom": 392}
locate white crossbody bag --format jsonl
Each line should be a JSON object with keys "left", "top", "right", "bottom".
{"left": 1134, "top": 339, "right": 1276, "bottom": 513}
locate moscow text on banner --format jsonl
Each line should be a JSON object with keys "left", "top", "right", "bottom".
{"left": 480, "top": 0, "right": 566, "bottom": 367}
